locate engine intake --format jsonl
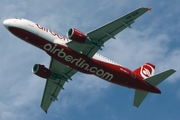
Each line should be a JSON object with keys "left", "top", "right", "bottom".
{"left": 32, "top": 64, "right": 52, "bottom": 79}
{"left": 67, "top": 28, "right": 87, "bottom": 43}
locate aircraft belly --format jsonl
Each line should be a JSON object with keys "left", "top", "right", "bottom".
{"left": 42, "top": 43, "right": 152, "bottom": 92}
{"left": 44, "top": 44, "right": 115, "bottom": 81}
{"left": 8, "top": 27, "right": 49, "bottom": 49}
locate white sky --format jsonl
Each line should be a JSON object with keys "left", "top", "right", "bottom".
{"left": 0, "top": 0, "right": 180, "bottom": 120}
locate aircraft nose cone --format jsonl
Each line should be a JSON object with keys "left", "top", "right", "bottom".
{"left": 3, "top": 19, "right": 10, "bottom": 28}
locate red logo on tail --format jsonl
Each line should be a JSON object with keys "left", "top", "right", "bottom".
{"left": 140, "top": 63, "right": 155, "bottom": 79}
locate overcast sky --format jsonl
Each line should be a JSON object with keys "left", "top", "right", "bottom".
{"left": 0, "top": 0, "right": 180, "bottom": 120}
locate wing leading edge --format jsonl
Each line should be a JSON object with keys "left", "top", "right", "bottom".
{"left": 67, "top": 7, "right": 151, "bottom": 58}
{"left": 40, "top": 58, "right": 77, "bottom": 113}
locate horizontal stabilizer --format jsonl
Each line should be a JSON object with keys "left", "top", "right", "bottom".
{"left": 145, "top": 69, "right": 176, "bottom": 86}
{"left": 134, "top": 90, "right": 148, "bottom": 107}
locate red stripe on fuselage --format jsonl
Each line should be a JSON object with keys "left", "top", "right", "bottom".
{"left": 7, "top": 26, "right": 160, "bottom": 93}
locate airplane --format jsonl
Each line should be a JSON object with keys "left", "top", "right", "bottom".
{"left": 3, "top": 7, "right": 176, "bottom": 113}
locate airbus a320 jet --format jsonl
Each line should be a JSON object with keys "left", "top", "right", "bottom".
{"left": 3, "top": 7, "right": 176, "bottom": 113}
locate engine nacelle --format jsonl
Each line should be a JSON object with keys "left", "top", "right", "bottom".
{"left": 32, "top": 64, "right": 52, "bottom": 79}
{"left": 67, "top": 28, "right": 87, "bottom": 44}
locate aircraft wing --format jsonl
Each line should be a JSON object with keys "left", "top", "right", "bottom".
{"left": 67, "top": 7, "right": 150, "bottom": 58}
{"left": 40, "top": 58, "right": 77, "bottom": 113}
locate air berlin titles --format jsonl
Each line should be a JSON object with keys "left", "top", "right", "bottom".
{"left": 43, "top": 43, "right": 113, "bottom": 81}
{"left": 36, "top": 24, "right": 68, "bottom": 41}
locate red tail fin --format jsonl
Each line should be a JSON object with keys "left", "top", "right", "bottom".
{"left": 133, "top": 63, "right": 155, "bottom": 79}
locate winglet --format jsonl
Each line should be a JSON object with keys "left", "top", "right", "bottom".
{"left": 148, "top": 8, "right": 152, "bottom": 11}
{"left": 44, "top": 110, "right": 48, "bottom": 114}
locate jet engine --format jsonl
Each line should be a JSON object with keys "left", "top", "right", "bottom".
{"left": 32, "top": 64, "right": 52, "bottom": 79}
{"left": 67, "top": 28, "right": 87, "bottom": 43}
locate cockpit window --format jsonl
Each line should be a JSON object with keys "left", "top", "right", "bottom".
{"left": 14, "top": 17, "right": 22, "bottom": 20}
